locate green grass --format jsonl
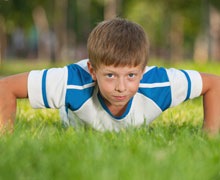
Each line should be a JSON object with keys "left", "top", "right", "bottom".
{"left": 1, "top": 59, "right": 220, "bottom": 180}
{"left": 0, "top": 59, "right": 75, "bottom": 75}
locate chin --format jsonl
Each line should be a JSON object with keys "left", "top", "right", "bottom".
{"left": 110, "top": 100, "right": 129, "bottom": 107}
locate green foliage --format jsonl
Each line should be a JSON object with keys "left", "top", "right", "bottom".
{"left": 1, "top": 0, "right": 220, "bottom": 60}
{"left": 123, "top": 0, "right": 203, "bottom": 57}
{"left": 0, "top": 0, "right": 38, "bottom": 29}
{"left": 124, "top": 0, "right": 165, "bottom": 46}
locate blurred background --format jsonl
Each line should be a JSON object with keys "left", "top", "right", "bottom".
{"left": 0, "top": 0, "right": 220, "bottom": 65}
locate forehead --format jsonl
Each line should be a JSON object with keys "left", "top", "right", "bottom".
{"left": 97, "top": 65, "right": 143, "bottom": 74}
{"left": 97, "top": 64, "right": 144, "bottom": 73}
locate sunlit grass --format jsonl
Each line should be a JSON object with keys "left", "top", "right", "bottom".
{"left": 0, "top": 59, "right": 76, "bottom": 75}
{"left": 2, "top": 97, "right": 218, "bottom": 180}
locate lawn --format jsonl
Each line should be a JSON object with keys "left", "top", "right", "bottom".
{"left": 0, "top": 59, "right": 220, "bottom": 180}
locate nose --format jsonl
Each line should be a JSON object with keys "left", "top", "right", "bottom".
{"left": 115, "top": 78, "right": 126, "bottom": 92}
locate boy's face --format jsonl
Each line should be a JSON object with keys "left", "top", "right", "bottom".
{"left": 87, "top": 61, "right": 144, "bottom": 110}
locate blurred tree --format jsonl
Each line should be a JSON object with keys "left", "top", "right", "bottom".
{"left": 104, "top": 0, "right": 117, "bottom": 19}
{"left": 124, "top": 0, "right": 170, "bottom": 58}
{"left": 0, "top": 15, "right": 7, "bottom": 64}
{"left": 53, "top": 0, "right": 68, "bottom": 61}
{"left": 33, "top": 6, "right": 51, "bottom": 61}
{"left": 209, "top": 6, "right": 220, "bottom": 61}
{"left": 123, "top": 0, "right": 203, "bottom": 60}
{"left": 0, "top": 0, "right": 220, "bottom": 62}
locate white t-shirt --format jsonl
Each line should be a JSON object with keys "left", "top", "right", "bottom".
{"left": 28, "top": 59, "right": 203, "bottom": 131}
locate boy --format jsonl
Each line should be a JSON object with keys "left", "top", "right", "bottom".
{"left": 0, "top": 18, "right": 220, "bottom": 134}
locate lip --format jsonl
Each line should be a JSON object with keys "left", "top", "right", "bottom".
{"left": 113, "top": 96, "right": 127, "bottom": 101}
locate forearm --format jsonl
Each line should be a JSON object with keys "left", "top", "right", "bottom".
{"left": 201, "top": 73, "right": 220, "bottom": 135}
{"left": 203, "top": 88, "right": 220, "bottom": 134}
{"left": 0, "top": 73, "right": 28, "bottom": 133}
{"left": 0, "top": 93, "right": 16, "bottom": 133}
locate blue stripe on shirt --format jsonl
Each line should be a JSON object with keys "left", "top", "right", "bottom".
{"left": 141, "top": 67, "right": 169, "bottom": 83}
{"left": 138, "top": 86, "right": 171, "bottom": 111}
{"left": 139, "top": 66, "right": 171, "bottom": 111}
{"left": 65, "top": 63, "right": 95, "bottom": 111}
{"left": 67, "top": 64, "right": 93, "bottom": 86}
{"left": 180, "top": 70, "right": 191, "bottom": 101}
{"left": 42, "top": 69, "right": 50, "bottom": 108}
{"left": 66, "top": 87, "right": 94, "bottom": 111}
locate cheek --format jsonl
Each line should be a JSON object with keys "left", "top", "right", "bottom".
{"left": 97, "top": 79, "right": 114, "bottom": 93}
{"left": 128, "top": 81, "right": 140, "bottom": 93}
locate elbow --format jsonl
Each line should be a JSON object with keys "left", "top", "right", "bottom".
{"left": 0, "top": 79, "right": 16, "bottom": 99}
{"left": 200, "top": 73, "right": 220, "bottom": 95}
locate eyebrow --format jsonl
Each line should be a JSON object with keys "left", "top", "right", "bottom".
{"left": 103, "top": 69, "right": 140, "bottom": 74}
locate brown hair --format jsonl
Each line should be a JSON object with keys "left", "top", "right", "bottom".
{"left": 87, "top": 18, "right": 149, "bottom": 70}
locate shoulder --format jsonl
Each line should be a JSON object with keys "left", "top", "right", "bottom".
{"left": 138, "top": 66, "right": 202, "bottom": 109}
{"left": 141, "top": 66, "right": 169, "bottom": 84}
{"left": 66, "top": 59, "right": 96, "bottom": 111}
{"left": 138, "top": 66, "right": 171, "bottom": 111}
{"left": 141, "top": 66, "right": 201, "bottom": 87}
{"left": 28, "top": 59, "right": 95, "bottom": 110}
{"left": 67, "top": 59, "right": 93, "bottom": 86}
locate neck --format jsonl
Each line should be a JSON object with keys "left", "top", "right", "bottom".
{"left": 98, "top": 91, "right": 130, "bottom": 117}
{"left": 107, "top": 103, "right": 129, "bottom": 117}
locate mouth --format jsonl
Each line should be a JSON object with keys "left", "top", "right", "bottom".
{"left": 113, "top": 95, "right": 127, "bottom": 101}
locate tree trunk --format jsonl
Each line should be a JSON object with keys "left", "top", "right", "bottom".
{"left": 54, "top": 0, "right": 68, "bottom": 61}
{"left": 33, "top": 6, "right": 51, "bottom": 61}
{"left": 194, "top": 0, "right": 211, "bottom": 62}
{"left": 76, "top": 0, "right": 91, "bottom": 41}
{"left": 194, "top": 33, "right": 209, "bottom": 62}
{"left": 104, "top": 0, "right": 117, "bottom": 20}
{"left": 210, "top": 6, "right": 220, "bottom": 61}
{"left": 0, "top": 15, "right": 6, "bottom": 65}
{"left": 170, "top": 14, "right": 184, "bottom": 62}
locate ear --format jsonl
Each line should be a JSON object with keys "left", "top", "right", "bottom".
{"left": 87, "top": 61, "right": 97, "bottom": 80}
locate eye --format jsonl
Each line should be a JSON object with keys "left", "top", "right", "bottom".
{"left": 128, "top": 73, "right": 135, "bottom": 78}
{"left": 107, "top": 73, "right": 114, "bottom": 78}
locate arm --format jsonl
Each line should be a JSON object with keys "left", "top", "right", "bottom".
{"left": 0, "top": 72, "right": 29, "bottom": 133}
{"left": 200, "top": 72, "right": 220, "bottom": 135}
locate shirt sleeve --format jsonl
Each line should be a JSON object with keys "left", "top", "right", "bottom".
{"left": 166, "top": 68, "right": 203, "bottom": 107}
{"left": 28, "top": 66, "right": 68, "bottom": 109}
